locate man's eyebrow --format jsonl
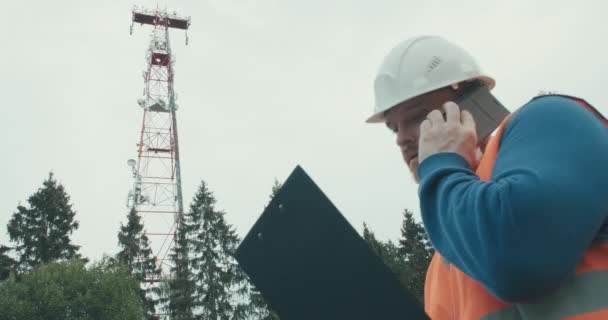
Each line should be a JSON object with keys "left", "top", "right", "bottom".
{"left": 406, "top": 103, "right": 427, "bottom": 115}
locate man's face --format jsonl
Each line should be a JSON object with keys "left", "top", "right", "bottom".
{"left": 384, "top": 87, "right": 458, "bottom": 182}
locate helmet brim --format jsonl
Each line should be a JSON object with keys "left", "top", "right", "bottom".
{"left": 365, "top": 75, "right": 495, "bottom": 124}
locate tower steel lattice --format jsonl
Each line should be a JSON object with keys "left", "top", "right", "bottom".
{"left": 126, "top": 6, "right": 190, "bottom": 318}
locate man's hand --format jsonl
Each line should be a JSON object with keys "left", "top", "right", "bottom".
{"left": 418, "top": 101, "right": 478, "bottom": 168}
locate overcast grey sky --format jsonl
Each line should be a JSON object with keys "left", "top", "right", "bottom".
{"left": 1, "top": 0, "right": 607, "bottom": 262}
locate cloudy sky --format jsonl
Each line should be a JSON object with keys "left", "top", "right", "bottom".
{"left": 1, "top": 0, "right": 607, "bottom": 262}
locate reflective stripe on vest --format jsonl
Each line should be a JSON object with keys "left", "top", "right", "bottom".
{"left": 424, "top": 95, "right": 608, "bottom": 320}
{"left": 481, "top": 244, "right": 608, "bottom": 320}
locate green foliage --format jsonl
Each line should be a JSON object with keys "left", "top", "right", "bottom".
{"left": 166, "top": 221, "right": 195, "bottom": 320}
{"left": 269, "top": 179, "right": 282, "bottom": 203}
{"left": 116, "top": 208, "right": 160, "bottom": 318}
{"left": 7, "top": 172, "right": 82, "bottom": 273}
{"left": 362, "top": 223, "right": 406, "bottom": 277}
{"left": 190, "top": 181, "right": 246, "bottom": 319}
{"left": 0, "top": 259, "right": 144, "bottom": 320}
{"left": 244, "top": 180, "right": 283, "bottom": 320}
{"left": 171, "top": 180, "right": 248, "bottom": 319}
{"left": 247, "top": 289, "right": 279, "bottom": 320}
{"left": 398, "top": 209, "right": 434, "bottom": 304}
{"left": 0, "top": 245, "right": 16, "bottom": 281}
{"left": 363, "top": 209, "right": 434, "bottom": 305}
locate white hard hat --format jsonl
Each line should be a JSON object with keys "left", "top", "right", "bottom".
{"left": 367, "top": 35, "right": 495, "bottom": 123}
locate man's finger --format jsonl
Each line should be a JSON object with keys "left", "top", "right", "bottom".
{"left": 426, "top": 110, "right": 444, "bottom": 126}
{"left": 461, "top": 109, "right": 476, "bottom": 132}
{"left": 420, "top": 119, "right": 431, "bottom": 134}
{"left": 443, "top": 101, "right": 461, "bottom": 124}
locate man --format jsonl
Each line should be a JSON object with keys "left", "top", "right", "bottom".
{"left": 367, "top": 36, "right": 608, "bottom": 319}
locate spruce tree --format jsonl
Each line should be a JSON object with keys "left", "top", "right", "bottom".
{"left": 362, "top": 223, "right": 406, "bottom": 281}
{"left": 269, "top": 179, "right": 282, "bottom": 203}
{"left": 0, "top": 245, "right": 16, "bottom": 280}
{"left": 246, "top": 180, "right": 282, "bottom": 320}
{"left": 116, "top": 208, "right": 160, "bottom": 318}
{"left": 7, "top": 172, "right": 82, "bottom": 272}
{"left": 165, "top": 220, "right": 196, "bottom": 320}
{"left": 186, "top": 180, "right": 247, "bottom": 319}
{"left": 362, "top": 223, "right": 384, "bottom": 258}
{"left": 398, "top": 209, "right": 434, "bottom": 304}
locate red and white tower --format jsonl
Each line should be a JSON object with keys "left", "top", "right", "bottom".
{"left": 126, "top": 5, "right": 190, "bottom": 293}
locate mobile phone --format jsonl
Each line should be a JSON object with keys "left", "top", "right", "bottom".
{"left": 454, "top": 81, "right": 510, "bottom": 139}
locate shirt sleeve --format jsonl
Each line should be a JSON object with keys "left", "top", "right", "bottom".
{"left": 416, "top": 95, "right": 608, "bottom": 302}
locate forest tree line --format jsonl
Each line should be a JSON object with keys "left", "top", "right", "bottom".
{"left": 0, "top": 173, "right": 433, "bottom": 319}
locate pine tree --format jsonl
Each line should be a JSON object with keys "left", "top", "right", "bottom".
{"left": 362, "top": 223, "right": 407, "bottom": 281}
{"left": 398, "top": 209, "right": 434, "bottom": 304}
{"left": 269, "top": 179, "right": 282, "bottom": 203}
{"left": 362, "top": 223, "right": 384, "bottom": 257}
{"left": 7, "top": 172, "right": 82, "bottom": 272}
{"left": 116, "top": 208, "right": 160, "bottom": 318}
{"left": 186, "top": 180, "right": 247, "bottom": 319}
{"left": 166, "top": 220, "right": 195, "bottom": 320}
{"left": 246, "top": 180, "right": 282, "bottom": 320}
{"left": 0, "top": 245, "right": 16, "bottom": 280}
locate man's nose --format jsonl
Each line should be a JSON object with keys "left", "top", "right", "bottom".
{"left": 396, "top": 125, "right": 418, "bottom": 147}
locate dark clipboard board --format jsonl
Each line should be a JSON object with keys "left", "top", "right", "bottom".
{"left": 236, "top": 166, "right": 429, "bottom": 320}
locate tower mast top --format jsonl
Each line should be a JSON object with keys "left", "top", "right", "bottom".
{"left": 130, "top": 6, "right": 191, "bottom": 44}
{"left": 132, "top": 6, "right": 191, "bottom": 30}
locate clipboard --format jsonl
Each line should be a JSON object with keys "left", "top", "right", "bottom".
{"left": 236, "top": 166, "right": 429, "bottom": 320}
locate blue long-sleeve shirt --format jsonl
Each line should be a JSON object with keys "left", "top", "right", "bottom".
{"left": 417, "top": 95, "right": 608, "bottom": 303}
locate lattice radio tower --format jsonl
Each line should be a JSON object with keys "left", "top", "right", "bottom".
{"left": 125, "top": 5, "right": 190, "bottom": 303}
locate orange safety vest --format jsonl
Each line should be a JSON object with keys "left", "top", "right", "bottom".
{"left": 424, "top": 95, "right": 608, "bottom": 320}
